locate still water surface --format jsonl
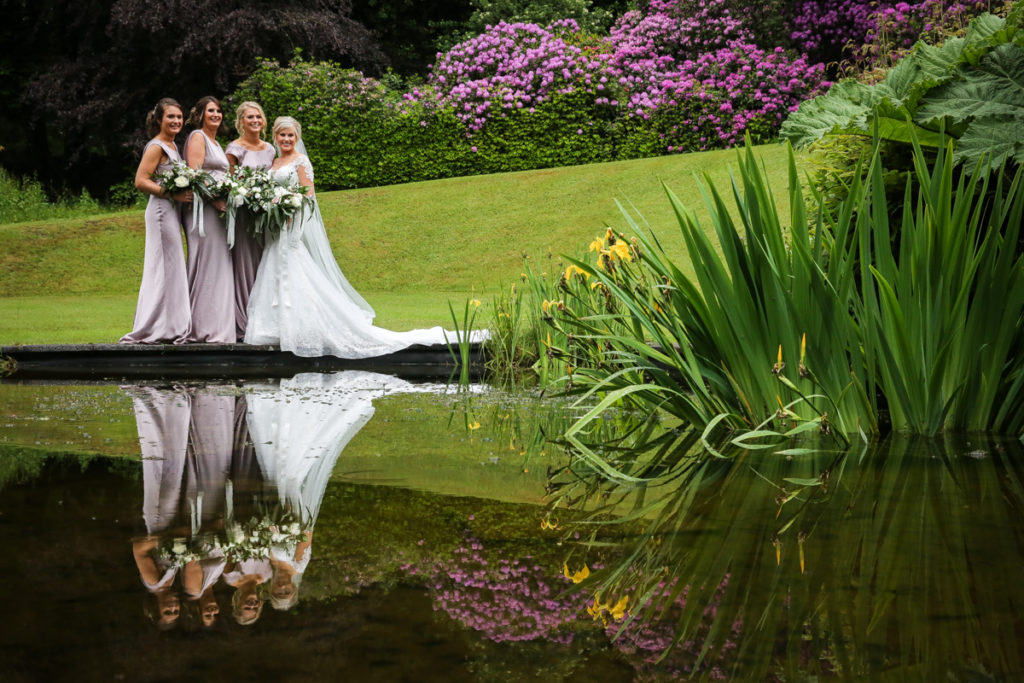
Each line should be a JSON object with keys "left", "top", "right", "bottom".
{"left": 1, "top": 372, "right": 1022, "bottom": 681}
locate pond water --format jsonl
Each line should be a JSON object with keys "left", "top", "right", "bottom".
{"left": 1, "top": 371, "right": 1023, "bottom": 681}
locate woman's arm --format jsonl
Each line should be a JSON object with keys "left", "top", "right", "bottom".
{"left": 296, "top": 158, "right": 315, "bottom": 197}
{"left": 134, "top": 145, "right": 169, "bottom": 198}
{"left": 134, "top": 146, "right": 192, "bottom": 202}
{"left": 225, "top": 140, "right": 240, "bottom": 171}
{"left": 185, "top": 132, "right": 207, "bottom": 171}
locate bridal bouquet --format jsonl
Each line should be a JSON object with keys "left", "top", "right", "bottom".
{"left": 222, "top": 504, "right": 312, "bottom": 561}
{"left": 229, "top": 167, "right": 311, "bottom": 242}
{"left": 151, "top": 531, "right": 224, "bottom": 569}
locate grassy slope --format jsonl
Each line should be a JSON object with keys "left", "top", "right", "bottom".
{"left": 0, "top": 144, "right": 793, "bottom": 343}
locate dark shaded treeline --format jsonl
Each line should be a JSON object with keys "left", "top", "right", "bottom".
{"left": 0, "top": 0, "right": 473, "bottom": 198}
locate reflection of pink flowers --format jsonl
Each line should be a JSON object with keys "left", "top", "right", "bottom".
{"left": 403, "top": 535, "right": 743, "bottom": 678}
{"left": 605, "top": 575, "right": 740, "bottom": 679}
{"left": 418, "top": 536, "right": 589, "bottom": 643}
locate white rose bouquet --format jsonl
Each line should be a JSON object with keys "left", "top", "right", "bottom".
{"left": 152, "top": 160, "right": 215, "bottom": 200}
{"left": 230, "top": 167, "right": 311, "bottom": 242}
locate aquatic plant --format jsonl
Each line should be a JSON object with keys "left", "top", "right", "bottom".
{"left": 530, "top": 133, "right": 1024, "bottom": 437}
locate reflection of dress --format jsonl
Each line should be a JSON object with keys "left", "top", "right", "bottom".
{"left": 184, "top": 388, "right": 234, "bottom": 527}
{"left": 127, "top": 385, "right": 246, "bottom": 596}
{"left": 247, "top": 372, "right": 389, "bottom": 526}
{"left": 183, "top": 130, "right": 234, "bottom": 343}
{"left": 129, "top": 386, "right": 191, "bottom": 536}
{"left": 120, "top": 140, "right": 191, "bottom": 344}
{"left": 127, "top": 386, "right": 191, "bottom": 592}
{"left": 244, "top": 155, "right": 481, "bottom": 358}
{"left": 246, "top": 371, "right": 421, "bottom": 578}
{"left": 224, "top": 141, "right": 276, "bottom": 340}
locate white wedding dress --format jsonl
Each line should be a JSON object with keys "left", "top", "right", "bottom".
{"left": 244, "top": 155, "right": 481, "bottom": 358}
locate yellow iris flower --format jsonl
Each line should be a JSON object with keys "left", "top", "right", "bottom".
{"left": 608, "top": 242, "right": 631, "bottom": 262}
{"left": 562, "top": 562, "right": 590, "bottom": 583}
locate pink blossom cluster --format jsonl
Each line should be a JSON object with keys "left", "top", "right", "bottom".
{"left": 790, "top": 0, "right": 990, "bottom": 57}
{"left": 413, "top": 0, "right": 829, "bottom": 152}
{"left": 610, "top": 0, "right": 753, "bottom": 59}
{"left": 615, "top": 43, "right": 828, "bottom": 149}
{"left": 420, "top": 19, "right": 614, "bottom": 133}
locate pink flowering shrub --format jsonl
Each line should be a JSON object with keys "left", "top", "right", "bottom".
{"left": 790, "top": 0, "right": 992, "bottom": 62}
{"left": 611, "top": 0, "right": 753, "bottom": 58}
{"left": 419, "top": 9, "right": 827, "bottom": 155}
{"left": 424, "top": 20, "right": 616, "bottom": 133}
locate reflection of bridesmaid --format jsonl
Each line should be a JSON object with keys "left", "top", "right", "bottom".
{"left": 223, "top": 558, "right": 271, "bottom": 626}
{"left": 126, "top": 384, "right": 258, "bottom": 630}
{"left": 126, "top": 386, "right": 191, "bottom": 629}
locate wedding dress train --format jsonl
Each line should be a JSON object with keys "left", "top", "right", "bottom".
{"left": 244, "top": 155, "right": 484, "bottom": 358}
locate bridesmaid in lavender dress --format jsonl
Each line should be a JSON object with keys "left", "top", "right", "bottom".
{"left": 225, "top": 101, "right": 276, "bottom": 340}
{"left": 120, "top": 98, "right": 192, "bottom": 344}
{"left": 183, "top": 96, "right": 235, "bottom": 343}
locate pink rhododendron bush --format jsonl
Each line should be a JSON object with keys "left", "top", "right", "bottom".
{"left": 232, "top": 0, "right": 997, "bottom": 189}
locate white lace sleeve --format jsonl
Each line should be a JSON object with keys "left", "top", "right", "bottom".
{"left": 298, "top": 155, "right": 314, "bottom": 183}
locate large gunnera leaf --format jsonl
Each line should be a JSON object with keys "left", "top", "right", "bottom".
{"left": 917, "top": 43, "right": 1024, "bottom": 172}
{"left": 781, "top": 11, "right": 1016, "bottom": 153}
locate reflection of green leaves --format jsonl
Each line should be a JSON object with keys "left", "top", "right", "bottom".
{"left": 559, "top": 433, "right": 1024, "bottom": 678}
{"left": 781, "top": 477, "right": 822, "bottom": 487}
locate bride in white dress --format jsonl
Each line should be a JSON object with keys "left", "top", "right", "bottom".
{"left": 245, "top": 116, "right": 482, "bottom": 358}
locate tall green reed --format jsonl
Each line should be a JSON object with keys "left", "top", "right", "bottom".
{"left": 531, "top": 133, "right": 1024, "bottom": 438}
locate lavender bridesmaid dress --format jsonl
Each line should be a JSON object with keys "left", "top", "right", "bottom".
{"left": 183, "top": 130, "right": 235, "bottom": 343}
{"left": 120, "top": 140, "right": 191, "bottom": 344}
{"left": 225, "top": 141, "right": 276, "bottom": 340}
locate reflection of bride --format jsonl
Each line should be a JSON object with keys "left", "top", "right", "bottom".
{"left": 244, "top": 116, "right": 485, "bottom": 359}
{"left": 246, "top": 371, "right": 431, "bottom": 609}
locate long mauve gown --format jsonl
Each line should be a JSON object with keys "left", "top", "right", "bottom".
{"left": 224, "top": 140, "right": 276, "bottom": 340}
{"left": 183, "top": 130, "right": 234, "bottom": 343}
{"left": 120, "top": 139, "right": 191, "bottom": 344}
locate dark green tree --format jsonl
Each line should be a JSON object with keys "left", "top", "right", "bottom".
{"left": 1, "top": 0, "right": 384, "bottom": 197}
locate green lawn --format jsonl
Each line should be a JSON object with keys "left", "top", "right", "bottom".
{"left": 0, "top": 143, "right": 795, "bottom": 344}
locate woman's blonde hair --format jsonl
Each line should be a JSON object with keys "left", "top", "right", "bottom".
{"left": 235, "top": 101, "right": 267, "bottom": 136}
{"left": 231, "top": 586, "right": 265, "bottom": 626}
{"left": 272, "top": 116, "right": 302, "bottom": 142}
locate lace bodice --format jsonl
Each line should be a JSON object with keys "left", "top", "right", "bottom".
{"left": 272, "top": 155, "right": 314, "bottom": 186}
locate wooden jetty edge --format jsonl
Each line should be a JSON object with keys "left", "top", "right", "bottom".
{"left": 0, "top": 342, "right": 485, "bottom": 381}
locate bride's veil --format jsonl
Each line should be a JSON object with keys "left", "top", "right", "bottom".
{"left": 293, "top": 138, "right": 375, "bottom": 322}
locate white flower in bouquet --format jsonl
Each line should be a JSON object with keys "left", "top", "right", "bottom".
{"left": 273, "top": 185, "right": 289, "bottom": 198}
{"left": 172, "top": 538, "right": 188, "bottom": 555}
{"left": 173, "top": 174, "right": 190, "bottom": 188}
{"left": 287, "top": 193, "right": 303, "bottom": 208}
